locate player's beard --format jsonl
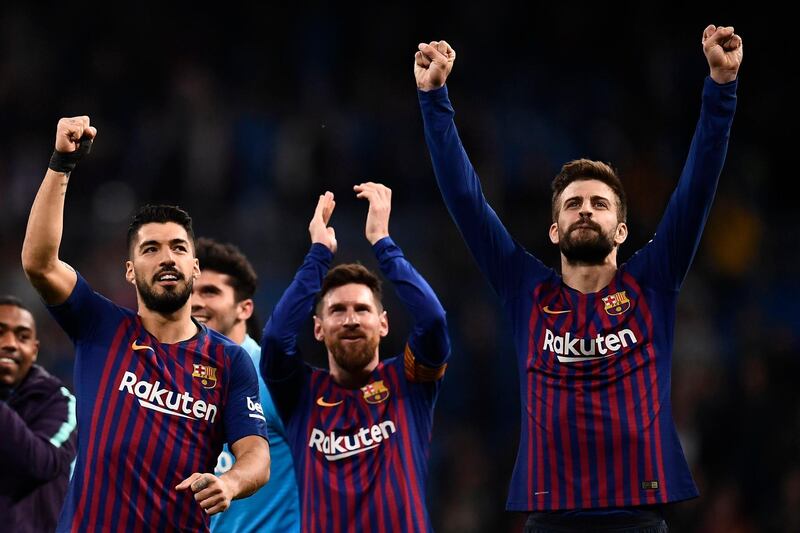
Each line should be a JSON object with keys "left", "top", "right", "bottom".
{"left": 327, "top": 332, "right": 379, "bottom": 373}
{"left": 136, "top": 268, "right": 193, "bottom": 315}
{"left": 559, "top": 218, "right": 616, "bottom": 265}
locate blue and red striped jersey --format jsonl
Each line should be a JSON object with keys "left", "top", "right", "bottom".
{"left": 48, "top": 274, "right": 267, "bottom": 532}
{"left": 419, "top": 77, "right": 737, "bottom": 511}
{"left": 261, "top": 237, "right": 450, "bottom": 532}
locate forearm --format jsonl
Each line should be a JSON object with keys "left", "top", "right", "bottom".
{"left": 21, "top": 169, "right": 76, "bottom": 303}
{"left": 0, "top": 399, "right": 74, "bottom": 481}
{"left": 655, "top": 77, "right": 737, "bottom": 283}
{"left": 223, "top": 436, "right": 270, "bottom": 499}
{"left": 22, "top": 170, "right": 68, "bottom": 272}
{"left": 419, "top": 87, "right": 491, "bottom": 221}
{"left": 418, "top": 86, "right": 527, "bottom": 299}
{"left": 374, "top": 238, "right": 450, "bottom": 366}
{"left": 262, "top": 244, "right": 332, "bottom": 363}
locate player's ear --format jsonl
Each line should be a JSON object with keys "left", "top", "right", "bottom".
{"left": 237, "top": 299, "right": 254, "bottom": 321}
{"left": 125, "top": 260, "right": 135, "bottom": 285}
{"left": 614, "top": 222, "right": 628, "bottom": 245}
{"left": 192, "top": 258, "right": 200, "bottom": 281}
{"left": 313, "top": 315, "right": 324, "bottom": 341}
{"left": 379, "top": 310, "right": 388, "bottom": 338}
{"left": 548, "top": 222, "right": 560, "bottom": 244}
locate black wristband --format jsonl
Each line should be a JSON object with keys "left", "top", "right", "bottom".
{"left": 48, "top": 135, "right": 93, "bottom": 173}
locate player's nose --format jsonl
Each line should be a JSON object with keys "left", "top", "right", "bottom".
{"left": 0, "top": 332, "right": 18, "bottom": 352}
{"left": 158, "top": 251, "right": 177, "bottom": 265}
{"left": 342, "top": 311, "right": 359, "bottom": 325}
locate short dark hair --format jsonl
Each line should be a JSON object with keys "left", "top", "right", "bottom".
{"left": 550, "top": 159, "right": 627, "bottom": 222}
{"left": 315, "top": 263, "right": 383, "bottom": 315}
{"left": 127, "top": 205, "right": 195, "bottom": 255}
{"left": 0, "top": 295, "right": 30, "bottom": 313}
{"left": 195, "top": 238, "right": 257, "bottom": 302}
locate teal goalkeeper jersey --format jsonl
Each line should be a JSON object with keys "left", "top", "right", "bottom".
{"left": 211, "top": 335, "right": 300, "bottom": 533}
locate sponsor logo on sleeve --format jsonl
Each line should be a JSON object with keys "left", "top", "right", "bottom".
{"left": 247, "top": 396, "right": 266, "bottom": 422}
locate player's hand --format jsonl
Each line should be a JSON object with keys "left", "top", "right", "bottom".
{"left": 55, "top": 116, "right": 97, "bottom": 153}
{"left": 309, "top": 191, "right": 337, "bottom": 253}
{"left": 415, "top": 40, "right": 456, "bottom": 91}
{"left": 175, "top": 472, "right": 234, "bottom": 515}
{"left": 702, "top": 25, "right": 743, "bottom": 84}
{"left": 354, "top": 182, "right": 391, "bottom": 245}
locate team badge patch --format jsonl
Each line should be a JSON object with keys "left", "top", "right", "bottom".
{"left": 192, "top": 364, "right": 218, "bottom": 389}
{"left": 360, "top": 380, "right": 390, "bottom": 404}
{"left": 602, "top": 291, "right": 631, "bottom": 316}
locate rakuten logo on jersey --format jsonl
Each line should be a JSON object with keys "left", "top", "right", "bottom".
{"left": 118, "top": 371, "right": 218, "bottom": 422}
{"left": 309, "top": 421, "right": 396, "bottom": 461}
{"left": 543, "top": 328, "right": 638, "bottom": 363}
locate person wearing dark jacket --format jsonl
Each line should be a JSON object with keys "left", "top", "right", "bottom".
{"left": 0, "top": 295, "right": 77, "bottom": 533}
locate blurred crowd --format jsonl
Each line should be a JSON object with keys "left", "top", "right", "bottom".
{"left": 0, "top": 5, "right": 794, "bottom": 531}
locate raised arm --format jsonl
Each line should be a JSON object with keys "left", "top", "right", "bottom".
{"left": 21, "top": 117, "right": 96, "bottom": 305}
{"left": 260, "top": 193, "right": 336, "bottom": 417}
{"left": 415, "top": 41, "right": 546, "bottom": 301}
{"left": 355, "top": 182, "right": 450, "bottom": 371}
{"left": 629, "top": 25, "right": 743, "bottom": 289}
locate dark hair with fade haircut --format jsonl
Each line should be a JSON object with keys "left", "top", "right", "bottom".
{"left": 0, "top": 295, "right": 30, "bottom": 313}
{"left": 126, "top": 204, "right": 195, "bottom": 255}
{"left": 315, "top": 263, "right": 383, "bottom": 315}
{"left": 550, "top": 159, "right": 627, "bottom": 223}
{"left": 195, "top": 238, "right": 258, "bottom": 303}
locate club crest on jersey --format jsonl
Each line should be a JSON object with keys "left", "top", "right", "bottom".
{"left": 602, "top": 291, "right": 631, "bottom": 316}
{"left": 360, "top": 380, "right": 389, "bottom": 404}
{"left": 192, "top": 364, "right": 218, "bottom": 389}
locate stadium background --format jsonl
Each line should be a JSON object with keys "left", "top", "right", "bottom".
{"left": 0, "top": 4, "right": 794, "bottom": 531}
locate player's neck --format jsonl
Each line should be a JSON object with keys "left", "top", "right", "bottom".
{"left": 225, "top": 322, "right": 247, "bottom": 345}
{"left": 138, "top": 304, "right": 199, "bottom": 344}
{"left": 329, "top": 356, "right": 379, "bottom": 389}
{"left": 560, "top": 254, "right": 618, "bottom": 294}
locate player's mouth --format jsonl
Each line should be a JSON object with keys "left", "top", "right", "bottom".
{"left": 193, "top": 314, "right": 210, "bottom": 323}
{"left": 153, "top": 270, "right": 183, "bottom": 287}
{"left": 572, "top": 223, "right": 598, "bottom": 231}
{"left": 0, "top": 356, "right": 19, "bottom": 368}
{"left": 340, "top": 333, "right": 365, "bottom": 343}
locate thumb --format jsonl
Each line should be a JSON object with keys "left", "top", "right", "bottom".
{"left": 328, "top": 228, "right": 337, "bottom": 251}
